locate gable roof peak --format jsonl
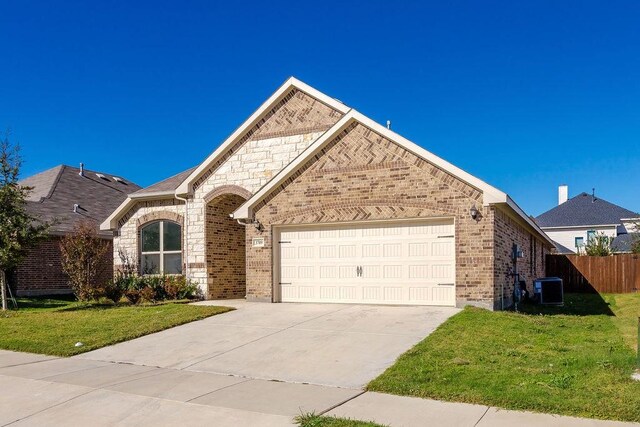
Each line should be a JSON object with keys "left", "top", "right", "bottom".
{"left": 174, "top": 77, "right": 350, "bottom": 196}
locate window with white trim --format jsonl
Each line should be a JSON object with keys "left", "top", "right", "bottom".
{"left": 140, "top": 221, "right": 182, "bottom": 274}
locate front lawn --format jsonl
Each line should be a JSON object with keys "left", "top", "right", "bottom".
{"left": 0, "top": 297, "right": 232, "bottom": 356}
{"left": 368, "top": 293, "right": 640, "bottom": 423}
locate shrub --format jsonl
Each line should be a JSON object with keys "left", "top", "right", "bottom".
{"left": 164, "top": 279, "right": 180, "bottom": 300}
{"left": 139, "top": 286, "right": 155, "bottom": 303}
{"left": 59, "top": 220, "right": 110, "bottom": 301}
{"left": 144, "top": 275, "right": 167, "bottom": 301}
{"left": 177, "top": 279, "right": 202, "bottom": 300}
{"left": 583, "top": 232, "right": 613, "bottom": 256}
{"left": 632, "top": 234, "right": 640, "bottom": 254}
{"left": 103, "top": 281, "right": 124, "bottom": 304}
{"left": 124, "top": 289, "right": 141, "bottom": 305}
{"left": 109, "top": 252, "right": 202, "bottom": 304}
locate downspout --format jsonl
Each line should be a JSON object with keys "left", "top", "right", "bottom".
{"left": 175, "top": 194, "right": 189, "bottom": 280}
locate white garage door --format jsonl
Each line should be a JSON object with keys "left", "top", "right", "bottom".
{"left": 277, "top": 219, "right": 456, "bottom": 306}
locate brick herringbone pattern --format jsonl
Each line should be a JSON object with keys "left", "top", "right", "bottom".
{"left": 248, "top": 122, "right": 495, "bottom": 305}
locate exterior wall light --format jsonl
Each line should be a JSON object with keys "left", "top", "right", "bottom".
{"left": 470, "top": 205, "right": 481, "bottom": 221}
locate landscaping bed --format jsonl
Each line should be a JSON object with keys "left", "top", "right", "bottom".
{"left": 368, "top": 293, "right": 640, "bottom": 423}
{"left": 0, "top": 297, "right": 232, "bottom": 356}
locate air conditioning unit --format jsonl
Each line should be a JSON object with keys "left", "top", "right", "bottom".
{"left": 533, "top": 277, "right": 563, "bottom": 305}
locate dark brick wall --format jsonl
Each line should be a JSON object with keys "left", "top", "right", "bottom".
{"left": 11, "top": 236, "right": 114, "bottom": 297}
{"left": 493, "top": 208, "right": 549, "bottom": 309}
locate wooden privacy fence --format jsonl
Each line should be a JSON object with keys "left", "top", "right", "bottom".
{"left": 545, "top": 254, "right": 640, "bottom": 293}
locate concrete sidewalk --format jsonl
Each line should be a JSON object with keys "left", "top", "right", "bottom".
{"left": 1, "top": 350, "right": 638, "bottom": 427}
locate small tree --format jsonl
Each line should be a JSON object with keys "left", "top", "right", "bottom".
{"left": 59, "top": 220, "right": 110, "bottom": 301}
{"left": 631, "top": 220, "right": 640, "bottom": 254}
{"left": 631, "top": 236, "right": 640, "bottom": 254}
{"left": 583, "top": 232, "right": 613, "bottom": 256}
{"left": 0, "top": 134, "right": 49, "bottom": 310}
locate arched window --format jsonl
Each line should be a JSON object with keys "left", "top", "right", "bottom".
{"left": 140, "top": 221, "right": 182, "bottom": 275}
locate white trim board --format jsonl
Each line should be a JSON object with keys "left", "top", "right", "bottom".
{"left": 540, "top": 224, "right": 619, "bottom": 230}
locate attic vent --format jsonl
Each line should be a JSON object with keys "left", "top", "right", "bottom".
{"left": 96, "top": 173, "right": 109, "bottom": 181}
{"left": 112, "top": 176, "right": 126, "bottom": 184}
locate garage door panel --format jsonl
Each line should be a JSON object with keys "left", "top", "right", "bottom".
{"left": 278, "top": 220, "right": 455, "bottom": 306}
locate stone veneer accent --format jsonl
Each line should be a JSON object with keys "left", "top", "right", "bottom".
{"left": 113, "top": 199, "right": 186, "bottom": 272}
{"left": 114, "top": 90, "right": 343, "bottom": 296}
{"left": 246, "top": 122, "right": 547, "bottom": 309}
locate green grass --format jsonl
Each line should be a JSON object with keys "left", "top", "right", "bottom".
{"left": 368, "top": 293, "right": 640, "bottom": 423}
{"left": 295, "top": 413, "right": 385, "bottom": 427}
{"left": 605, "top": 293, "right": 640, "bottom": 352}
{"left": 0, "top": 297, "right": 232, "bottom": 356}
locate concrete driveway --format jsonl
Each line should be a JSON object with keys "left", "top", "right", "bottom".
{"left": 76, "top": 301, "right": 458, "bottom": 388}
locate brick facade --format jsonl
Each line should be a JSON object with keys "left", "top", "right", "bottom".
{"left": 206, "top": 193, "right": 247, "bottom": 299}
{"left": 11, "top": 236, "right": 113, "bottom": 297}
{"left": 493, "top": 208, "right": 549, "bottom": 309}
{"left": 246, "top": 123, "right": 547, "bottom": 309}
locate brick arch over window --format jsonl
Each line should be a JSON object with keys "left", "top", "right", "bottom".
{"left": 203, "top": 185, "right": 252, "bottom": 204}
{"left": 136, "top": 211, "right": 184, "bottom": 228}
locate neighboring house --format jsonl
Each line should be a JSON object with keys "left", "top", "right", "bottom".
{"left": 101, "top": 77, "right": 554, "bottom": 310}
{"left": 536, "top": 185, "right": 639, "bottom": 254}
{"left": 11, "top": 165, "right": 141, "bottom": 296}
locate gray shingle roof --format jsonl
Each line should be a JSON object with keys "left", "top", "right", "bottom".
{"left": 20, "top": 165, "right": 141, "bottom": 237}
{"left": 536, "top": 192, "right": 639, "bottom": 228}
{"left": 552, "top": 240, "right": 576, "bottom": 255}
{"left": 611, "top": 233, "right": 639, "bottom": 253}
{"left": 131, "top": 167, "right": 196, "bottom": 196}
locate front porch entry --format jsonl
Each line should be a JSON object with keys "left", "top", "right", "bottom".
{"left": 205, "top": 192, "right": 248, "bottom": 299}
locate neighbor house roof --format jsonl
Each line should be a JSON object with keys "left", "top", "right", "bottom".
{"left": 21, "top": 165, "right": 141, "bottom": 237}
{"left": 552, "top": 240, "right": 576, "bottom": 255}
{"left": 536, "top": 192, "right": 639, "bottom": 228}
{"left": 611, "top": 234, "right": 639, "bottom": 253}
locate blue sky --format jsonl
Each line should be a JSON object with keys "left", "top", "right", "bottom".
{"left": 2, "top": 1, "right": 639, "bottom": 216}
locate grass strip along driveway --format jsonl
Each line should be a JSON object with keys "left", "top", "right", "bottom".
{"left": 296, "top": 414, "right": 384, "bottom": 427}
{"left": 368, "top": 293, "right": 640, "bottom": 423}
{"left": 0, "top": 298, "right": 232, "bottom": 356}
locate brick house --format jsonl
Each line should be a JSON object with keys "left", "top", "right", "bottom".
{"left": 102, "top": 78, "right": 554, "bottom": 310}
{"left": 12, "top": 165, "right": 141, "bottom": 296}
